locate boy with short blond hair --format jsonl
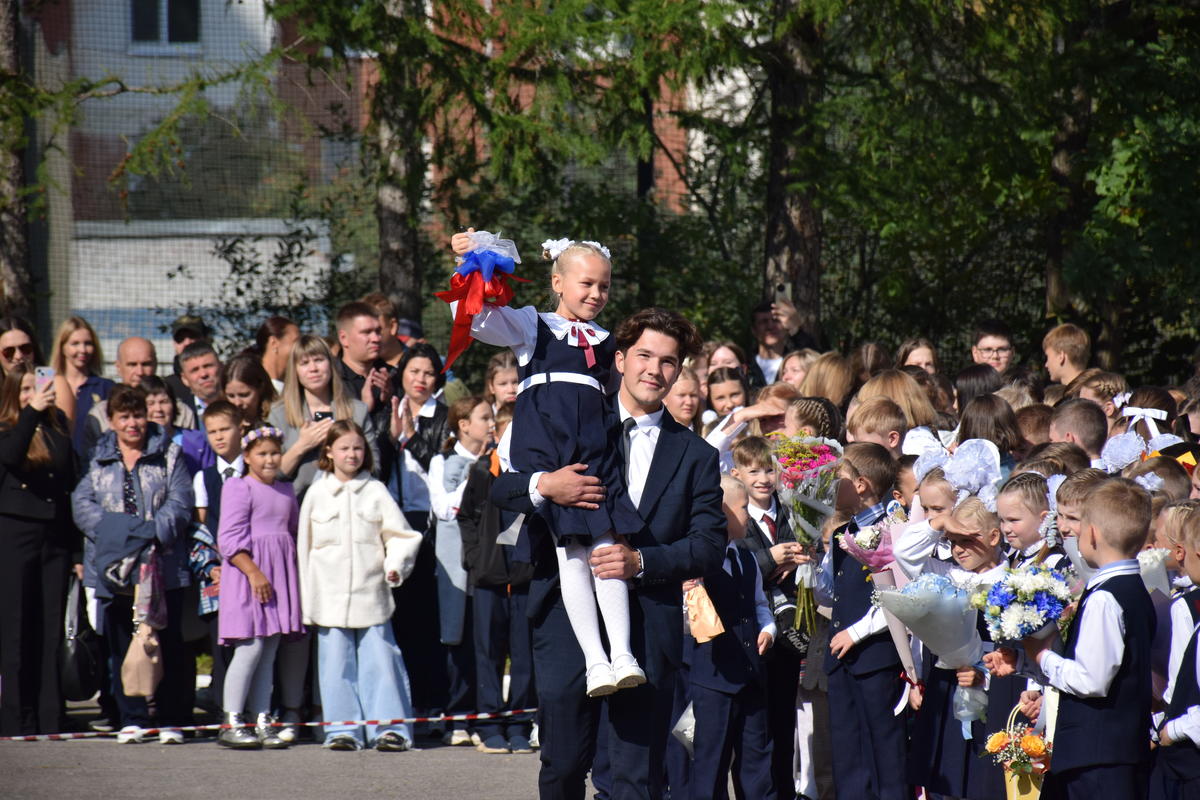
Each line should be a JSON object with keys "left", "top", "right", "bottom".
{"left": 847, "top": 397, "right": 908, "bottom": 457}
{"left": 1024, "top": 478, "right": 1155, "bottom": 799}
{"left": 1043, "top": 323, "right": 1091, "bottom": 387}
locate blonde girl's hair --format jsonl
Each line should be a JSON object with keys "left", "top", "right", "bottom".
{"left": 786, "top": 396, "right": 842, "bottom": 440}
{"left": 50, "top": 315, "right": 104, "bottom": 376}
{"left": 798, "top": 352, "right": 854, "bottom": 409}
{"left": 546, "top": 241, "right": 612, "bottom": 275}
{"left": 856, "top": 369, "right": 937, "bottom": 429}
{"left": 1162, "top": 499, "right": 1200, "bottom": 548}
{"left": 918, "top": 466, "right": 955, "bottom": 500}
{"left": 282, "top": 334, "right": 356, "bottom": 429}
{"left": 998, "top": 470, "right": 1050, "bottom": 514}
{"left": 316, "top": 419, "right": 374, "bottom": 474}
{"left": 951, "top": 496, "right": 1001, "bottom": 535}
{"left": 483, "top": 351, "right": 518, "bottom": 405}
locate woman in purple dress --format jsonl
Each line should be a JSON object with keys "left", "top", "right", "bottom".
{"left": 216, "top": 426, "right": 305, "bottom": 749}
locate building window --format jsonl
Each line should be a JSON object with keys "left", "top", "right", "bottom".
{"left": 131, "top": 0, "right": 200, "bottom": 46}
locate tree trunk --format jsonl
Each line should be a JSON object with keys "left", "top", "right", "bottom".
{"left": 763, "top": 3, "right": 822, "bottom": 342}
{"left": 635, "top": 88, "right": 656, "bottom": 310}
{"left": 0, "top": 0, "right": 33, "bottom": 317}
{"left": 1044, "top": 84, "right": 1091, "bottom": 322}
{"left": 374, "top": 2, "right": 425, "bottom": 323}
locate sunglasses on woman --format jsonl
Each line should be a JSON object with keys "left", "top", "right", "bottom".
{"left": 1, "top": 342, "right": 33, "bottom": 361}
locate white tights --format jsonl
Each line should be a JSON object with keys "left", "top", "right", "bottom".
{"left": 555, "top": 534, "right": 634, "bottom": 671}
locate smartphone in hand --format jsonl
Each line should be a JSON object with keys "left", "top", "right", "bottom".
{"left": 35, "top": 366, "right": 55, "bottom": 391}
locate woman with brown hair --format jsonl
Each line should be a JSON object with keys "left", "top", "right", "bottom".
{"left": 0, "top": 366, "right": 76, "bottom": 735}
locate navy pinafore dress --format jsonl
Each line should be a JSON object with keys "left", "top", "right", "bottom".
{"left": 509, "top": 314, "right": 643, "bottom": 544}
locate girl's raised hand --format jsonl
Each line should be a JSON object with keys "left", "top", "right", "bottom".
{"left": 29, "top": 378, "right": 56, "bottom": 412}
{"left": 450, "top": 227, "right": 476, "bottom": 257}
{"left": 248, "top": 570, "right": 274, "bottom": 604}
{"left": 386, "top": 570, "right": 400, "bottom": 584}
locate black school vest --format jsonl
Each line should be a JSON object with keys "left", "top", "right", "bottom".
{"left": 1161, "top": 626, "right": 1200, "bottom": 781}
{"left": 823, "top": 513, "right": 900, "bottom": 676}
{"left": 202, "top": 466, "right": 226, "bottom": 533}
{"left": 1052, "top": 573, "right": 1155, "bottom": 771}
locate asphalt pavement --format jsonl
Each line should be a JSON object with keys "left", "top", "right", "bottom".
{"left": 0, "top": 704, "right": 547, "bottom": 800}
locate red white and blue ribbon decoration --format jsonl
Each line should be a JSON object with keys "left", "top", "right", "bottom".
{"left": 436, "top": 240, "right": 527, "bottom": 372}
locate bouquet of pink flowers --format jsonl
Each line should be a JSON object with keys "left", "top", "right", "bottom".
{"left": 839, "top": 516, "right": 900, "bottom": 572}
{"left": 770, "top": 435, "right": 843, "bottom": 640}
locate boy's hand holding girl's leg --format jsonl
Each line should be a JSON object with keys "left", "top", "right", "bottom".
{"left": 590, "top": 535, "right": 640, "bottom": 580}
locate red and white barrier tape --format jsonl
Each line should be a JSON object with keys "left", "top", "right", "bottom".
{"left": 0, "top": 708, "right": 538, "bottom": 742}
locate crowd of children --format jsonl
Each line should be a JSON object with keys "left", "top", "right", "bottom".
{"left": 11, "top": 241, "right": 1200, "bottom": 800}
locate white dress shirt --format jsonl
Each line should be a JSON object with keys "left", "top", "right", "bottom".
{"left": 399, "top": 396, "right": 439, "bottom": 513}
{"left": 1163, "top": 577, "right": 1197, "bottom": 706}
{"left": 746, "top": 498, "right": 780, "bottom": 545}
{"left": 1037, "top": 560, "right": 1141, "bottom": 698}
{"left": 192, "top": 454, "right": 245, "bottom": 508}
{"left": 618, "top": 400, "right": 664, "bottom": 510}
{"left": 428, "top": 442, "right": 482, "bottom": 521}
{"left": 1165, "top": 620, "right": 1200, "bottom": 743}
{"left": 755, "top": 354, "right": 782, "bottom": 386}
{"left": 724, "top": 543, "right": 778, "bottom": 638}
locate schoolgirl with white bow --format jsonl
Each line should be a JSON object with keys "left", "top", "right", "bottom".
{"left": 995, "top": 471, "right": 1068, "bottom": 570}
{"left": 447, "top": 229, "right": 646, "bottom": 697}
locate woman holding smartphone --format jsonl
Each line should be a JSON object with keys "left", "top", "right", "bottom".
{"left": 268, "top": 335, "right": 378, "bottom": 501}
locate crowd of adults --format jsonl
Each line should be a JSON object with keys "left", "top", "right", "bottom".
{"left": 2, "top": 294, "right": 1200, "bottom": 798}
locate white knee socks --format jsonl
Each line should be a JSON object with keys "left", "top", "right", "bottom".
{"left": 555, "top": 534, "right": 634, "bottom": 669}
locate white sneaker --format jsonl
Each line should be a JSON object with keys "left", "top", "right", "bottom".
{"left": 158, "top": 728, "right": 185, "bottom": 745}
{"left": 612, "top": 656, "right": 647, "bottom": 690}
{"left": 116, "top": 725, "right": 146, "bottom": 744}
{"left": 442, "top": 729, "right": 473, "bottom": 746}
{"left": 585, "top": 664, "right": 618, "bottom": 697}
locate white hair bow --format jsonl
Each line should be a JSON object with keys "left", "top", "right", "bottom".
{"left": 1123, "top": 406, "right": 1168, "bottom": 439}
{"left": 1135, "top": 473, "right": 1166, "bottom": 494}
{"left": 1040, "top": 473, "right": 1068, "bottom": 546}
{"left": 541, "top": 238, "right": 612, "bottom": 261}
{"left": 943, "top": 439, "right": 1003, "bottom": 511}
{"left": 1148, "top": 433, "right": 1185, "bottom": 453}
{"left": 1112, "top": 391, "right": 1131, "bottom": 410}
{"left": 913, "top": 447, "right": 949, "bottom": 485}
{"left": 1099, "top": 431, "right": 1146, "bottom": 473}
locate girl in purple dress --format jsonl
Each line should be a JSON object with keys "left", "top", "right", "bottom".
{"left": 216, "top": 427, "right": 305, "bottom": 749}
{"left": 447, "top": 231, "right": 645, "bottom": 698}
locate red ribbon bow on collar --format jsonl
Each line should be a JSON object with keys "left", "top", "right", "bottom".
{"left": 565, "top": 319, "right": 600, "bottom": 368}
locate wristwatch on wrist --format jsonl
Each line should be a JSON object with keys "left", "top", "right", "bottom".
{"left": 635, "top": 549, "right": 645, "bottom": 579}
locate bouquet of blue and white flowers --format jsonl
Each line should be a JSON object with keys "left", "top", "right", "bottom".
{"left": 972, "top": 564, "right": 1072, "bottom": 643}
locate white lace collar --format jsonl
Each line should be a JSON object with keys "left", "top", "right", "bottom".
{"left": 539, "top": 312, "right": 610, "bottom": 343}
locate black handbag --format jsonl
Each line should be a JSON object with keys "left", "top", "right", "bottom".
{"left": 60, "top": 574, "right": 104, "bottom": 702}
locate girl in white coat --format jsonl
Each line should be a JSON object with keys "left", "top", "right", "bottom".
{"left": 297, "top": 420, "right": 422, "bottom": 751}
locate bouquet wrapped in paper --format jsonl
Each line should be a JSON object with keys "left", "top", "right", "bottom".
{"left": 876, "top": 573, "right": 988, "bottom": 729}
{"left": 973, "top": 564, "right": 1072, "bottom": 643}
{"left": 685, "top": 584, "right": 726, "bottom": 643}
{"left": 770, "top": 435, "right": 843, "bottom": 641}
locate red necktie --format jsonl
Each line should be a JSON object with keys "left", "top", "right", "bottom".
{"left": 762, "top": 514, "right": 777, "bottom": 544}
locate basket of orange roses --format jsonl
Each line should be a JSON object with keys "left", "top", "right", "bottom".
{"left": 984, "top": 704, "right": 1051, "bottom": 800}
